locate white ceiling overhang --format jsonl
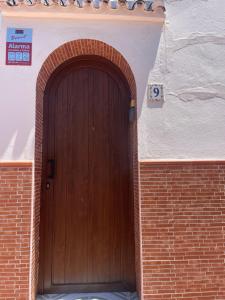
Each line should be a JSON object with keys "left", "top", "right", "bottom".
{"left": 0, "top": 0, "right": 165, "bottom": 22}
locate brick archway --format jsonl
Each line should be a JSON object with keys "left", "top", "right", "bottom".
{"left": 33, "top": 39, "right": 140, "bottom": 300}
{"left": 37, "top": 39, "right": 136, "bottom": 99}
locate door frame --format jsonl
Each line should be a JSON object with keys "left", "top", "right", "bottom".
{"left": 34, "top": 39, "right": 141, "bottom": 299}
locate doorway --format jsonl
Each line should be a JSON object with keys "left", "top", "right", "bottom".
{"left": 38, "top": 56, "right": 136, "bottom": 294}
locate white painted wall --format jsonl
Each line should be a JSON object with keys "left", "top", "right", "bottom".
{"left": 140, "top": 0, "right": 225, "bottom": 160}
{"left": 0, "top": 0, "right": 225, "bottom": 161}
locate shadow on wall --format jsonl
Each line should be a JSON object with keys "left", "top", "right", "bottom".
{"left": 0, "top": 91, "right": 35, "bottom": 161}
{"left": 133, "top": 23, "right": 164, "bottom": 119}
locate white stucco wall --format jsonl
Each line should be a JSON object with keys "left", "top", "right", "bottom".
{"left": 139, "top": 0, "right": 225, "bottom": 160}
{"left": 0, "top": 0, "right": 225, "bottom": 161}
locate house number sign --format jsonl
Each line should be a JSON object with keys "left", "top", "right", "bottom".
{"left": 148, "top": 84, "right": 164, "bottom": 101}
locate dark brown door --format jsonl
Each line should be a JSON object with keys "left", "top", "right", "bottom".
{"left": 39, "top": 57, "right": 136, "bottom": 294}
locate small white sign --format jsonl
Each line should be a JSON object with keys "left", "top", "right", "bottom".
{"left": 148, "top": 84, "right": 164, "bottom": 101}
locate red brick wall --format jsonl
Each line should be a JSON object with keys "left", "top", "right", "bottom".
{"left": 1, "top": 159, "right": 225, "bottom": 300}
{"left": 131, "top": 120, "right": 142, "bottom": 297}
{"left": 0, "top": 162, "right": 32, "bottom": 300}
{"left": 140, "top": 161, "right": 225, "bottom": 300}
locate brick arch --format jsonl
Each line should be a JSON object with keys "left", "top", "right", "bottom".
{"left": 33, "top": 39, "right": 140, "bottom": 300}
{"left": 37, "top": 39, "right": 136, "bottom": 99}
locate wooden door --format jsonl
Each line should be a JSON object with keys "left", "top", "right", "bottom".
{"left": 39, "top": 58, "right": 136, "bottom": 294}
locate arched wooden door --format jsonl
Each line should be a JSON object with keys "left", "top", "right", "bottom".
{"left": 38, "top": 57, "right": 136, "bottom": 294}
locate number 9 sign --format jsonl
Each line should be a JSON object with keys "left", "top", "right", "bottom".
{"left": 153, "top": 87, "right": 160, "bottom": 98}
{"left": 148, "top": 84, "right": 163, "bottom": 101}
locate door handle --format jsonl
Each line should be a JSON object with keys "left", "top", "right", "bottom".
{"left": 47, "top": 159, "right": 55, "bottom": 179}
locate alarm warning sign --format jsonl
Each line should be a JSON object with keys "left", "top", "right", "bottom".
{"left": 6, "top": 28, "right": 33, "bottom": 66}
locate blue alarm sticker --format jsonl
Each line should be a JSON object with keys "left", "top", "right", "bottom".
{"left": 6, "top": 28, "right": 33, "bottom": 66}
